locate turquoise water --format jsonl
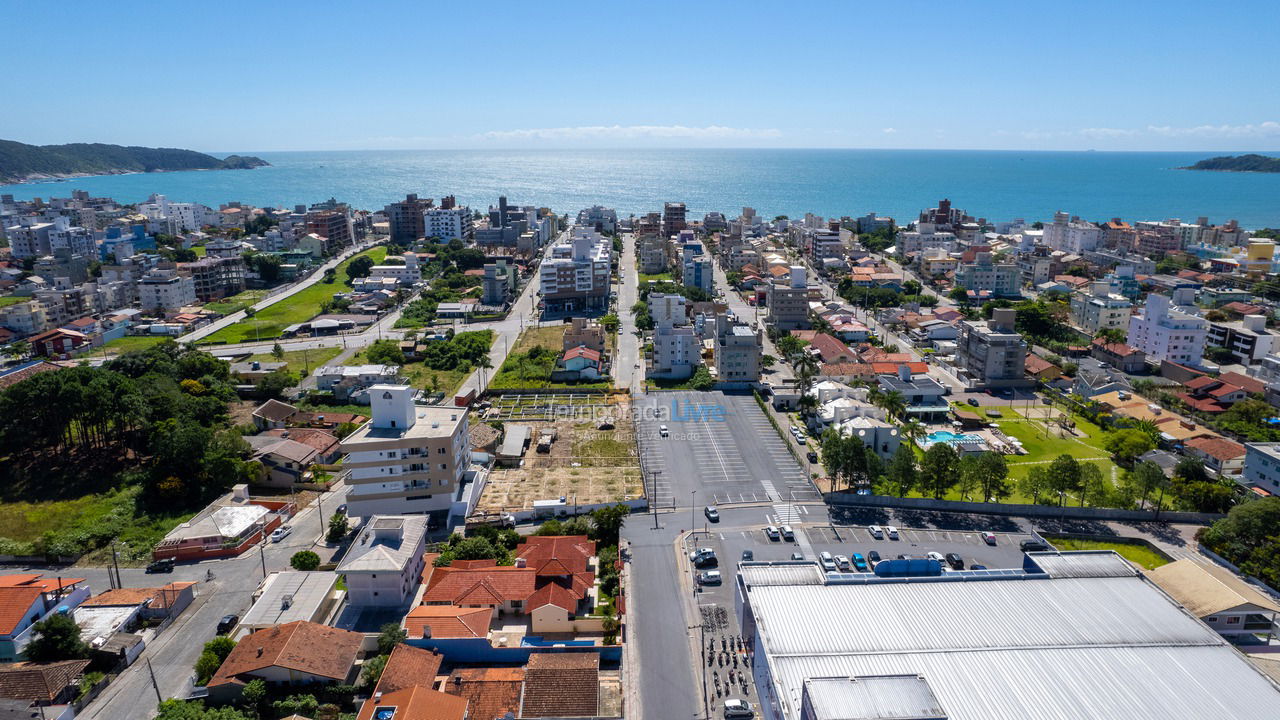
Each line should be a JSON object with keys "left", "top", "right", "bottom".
{"left": 4, "top": 149, "right": 1279, "bottom": 227}
{"left": 925, "top": 431, "right": 982, "bottom": 444}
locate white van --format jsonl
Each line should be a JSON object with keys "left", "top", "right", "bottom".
{"left": 819, "top": 551, "right": 836, "bottom": 572}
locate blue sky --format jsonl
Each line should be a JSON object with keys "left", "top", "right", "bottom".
{"left": 6, "top": 0, "right": 1279, "bottom": 152}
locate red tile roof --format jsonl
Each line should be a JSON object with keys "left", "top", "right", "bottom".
{"left": 1177, "top": 394, "right": 1230, "bottom": 414}
{"left": 1222, "top": 301, "right": 1265, "bottom": 316}
{"left": 521, "top": 653, "right": 599, "bottom": 718}
{"left": 562, "top": 345, "right": 602, "bottom": 364}
{"left": 870, "top": 362, "right": 928, "bottom": 376}
{"left": 1091, "top": 338, "right": 1141, "bottom": 357}
{"left": 0, "top": 660, "right": 90, "bottom": 702}
{"left": 527, "top": 582, "right": 580, "bottom": 613}
{"left": 444, "top": 667, "right": 524, "bottom": 720}
{"left": 422, "top": 566, "right": 537, "bottom": 606}
{"left": 808, "top": 333, "right": 855, "bottom": 364}
{"left": 1185, "top": 436, "right": 1247, "bottom": 462}
{"left": 516, "top": 536, "right": 595, "bottom": 576}
{"left": 262, "top": 427, "right": 340, "bottom": 455}
{"left": 1184, "top": 375, "right": 1220, "bottom": 391}
{"left": 355, "top": 684, "right": 469, "bottom": 720}
{"left": 209, "top": 621, "right": 362, "bottom": 687}
{"left": 0, "top": 361, "right": 64, "bottom": 390}
{"left": 0, "top": 575, "right": 85, "bottom": 636}
{"left": 374, "top": 644, "right": 444, "bottom": 695}
{"left": 403, "top": 606, "right": 491, "bottom": 639}
{"left": 1024, "top": 354, "right": 1060, "bottom": 375}
{"left": 1220, "top": 371, "right": 1266, "bottom": 395}
{"left": 819, "top": 362, "right": 875, "bottom": 378}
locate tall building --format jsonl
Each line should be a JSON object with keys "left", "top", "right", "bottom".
{"left": 650, "top": 324, "right": 698, "bottom": 379}
{"left": 1069, "top": 281, "right": 1132, "bottom": 334}
{"left": 1206, "top": 315, "right": 1278, "bottom": 365}
{"left": 955, "top": 308, "right": 1028, "bottom": 388}
{"left": 183, "top": 255, "right": 246, "bottom": 302}
{"left": 766, "top": 267, "right": 812, "bottom": 331}
{"left": 954, "top": 253, "right": 1022, "bottom": 297}
{"left": 137, "top": 267, "right": 196, "bottom": 312}
{"left": 1126, "top": 289, "right": 1207, "bottom": 365}
{"left": 1042, "top": 211, "right": 1102, "bottom": 253}
{"left": 339, "top": 385, "right": 469, "bottom": 518}
{"left": 538, "top": 227, "right": 612, "bottom": 313}
{"left": 577, "top": 205, "right": 618, "bottom": 233}
{"left": 679, "top": 232, "right": 714, "bottom": 295}
{"left": 305, "top": 209, "right": 354, "bottom": 254}
{"left": 713, "top": 313, "right": 762, "bottom": 383}
{"left": 425, "top": 205, "right": 473, "bottom": 242}
{"left": 662, "top": 202, "right": 687, "bottom": 238}
{"left": 384, "top": 193, "right": 431, "bottom": 244}
{"left": 482, "top": 259, "right": 514, "bottom": 305}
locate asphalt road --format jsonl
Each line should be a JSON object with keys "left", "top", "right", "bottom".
{"left": 615, "top": 233, "right": 642, "bottom": 394}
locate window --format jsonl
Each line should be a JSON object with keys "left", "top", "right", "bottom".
{"left": 1227, "top": 616, "right": 1241, "bottom": 624}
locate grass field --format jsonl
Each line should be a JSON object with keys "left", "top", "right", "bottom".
{"left": 997, "top": 415, "right": 1109, "bottom": 461}
{"left": 192, "top": 245, "right": 207, "bottom": 257}
{"left": 197, "top": 246, "right": 388, "bottom": 344}
{"left": 247, "top": 346, "right": 343, "bottom": 375}
{"left": 0, "top": 487, "right": 196, "bottom": 563}
{"left": 204, "top": 289, "right": 269, "bottom": 315}
{"left": 638, "top": 272, "right": 674, "bottom": 284}
{"left": 0, "top": 296, "right": 27, "bottom": 308}
{"left": 1044, "top": 536, "right": 1170, "bottom": 569}
{"left": 491, "top": 325, "right": 612, "bottom": 390}
{"left": 99, "top": 335, "right": 167, "bottom": 356}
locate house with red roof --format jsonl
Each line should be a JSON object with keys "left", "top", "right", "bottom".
{"left": 27, "top": 328, "right": 88, "bottom": 359}
{"left": 1183, "top": 436, "right": 1247, "bottom": 477}
{"left": 807, "top": 333, "right": 857, "bottom": 365}
{"left": 1179, "top": 376, "right": 1250, "bottom": 414}
{"left": 0, "top": 576, "right": 90, "bottom": 662}
{"left": 1090, "top": 338, "right": 1148, "bottom": 374}
{"left": 558, "top": 345, "right": 604, "bottom": 380}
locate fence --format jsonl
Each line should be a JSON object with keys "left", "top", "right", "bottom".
{"left": 825, "top": 491, "right": 1225, "bottom": 524}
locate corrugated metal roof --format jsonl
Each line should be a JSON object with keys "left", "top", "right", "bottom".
{"left": 738, "top": 562, "right": 826, "bottom": 586}
{"left": 802, "top": 675, "right": 945, "bottom": 720}
{"left": 1027, "top": 550, "right": 1142, "bottom": 578}
{"left": 745, "top": 561, "right": 1280, "bottom": 720}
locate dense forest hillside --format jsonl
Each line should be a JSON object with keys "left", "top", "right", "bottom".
{"left": 0, "top": 139, "right": 268, "bottom": 183}
{"left": 1180, "top": 154, "right": 1280, "bottom": 173}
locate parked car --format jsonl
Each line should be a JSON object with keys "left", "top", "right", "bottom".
{"left": 807, "top": 450, "right": 819, "bottom": 463}
{"left": 704, "top": 505, "right": 720, "bottom": 522}
{"left": 690, "top": 548, "right": 718, "bottom": 566}
{"left": 868, "top": 550, "right": 881, "bottom": 565}
{"left": 795, "top": 434, "right": 807, "bottom": 445}
{"left": 697, "top": 570, "right": 723, "bottom": 585}
{"left": 835, "top": 555, "right": 852, "bottom": 571}
{"left": 789, "top": 425, "right": 799, "bottom": 435}
{"left": 742, "top": 549, "right": 754, "bottom": 561}
{"left": 659, "top": 424, "right": 670, "bottom": 437}
{"left": 764, "top": 525, "right": 781, "bottom": 540}
{"left": 790, "top": 552, "right": 804, "bottom": 561}
{"left": 145, "top": 558, "right": 175, "bottom": 574}
{"left": 982, "top": 532, "right": 998, "bottom": 546}
{"left": 966, "top": 397, "right": 980, "bottom": 407}
{"left": 971, "top": 564, "right": 988, "bottom": 570}
{"left": 886, "top": 525, "right": 900, "bottom": 540}
{"left": 868, "top": 525, "right": 884, "bottom": 539}
{"left": 723, "top": 698, "right": 755, "bottom": 719}
{"left": 216, "top": 615, "right": 238, "bottom": 635}
{"left": 819, "top": 551, "right": 837, "bottom": 572}
{"left": 945, "top": 552, "right": 965, "bottom": 570}
{"left": 852, "top": 552, "right": 869, "bottom": 571}
{"left": 1020, "top": 539, "right": 1049, "bottom": 552}
{"left": 780, "top": 525, "right": 795, "bottom": 541}
{"left": 926, "top": 551, "right": 946, "bottom": 564}
{"left": 270, "top": 525, "right": 292, "bottom": 543}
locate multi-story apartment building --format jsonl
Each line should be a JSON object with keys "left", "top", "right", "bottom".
{"left": 577, "top": 205, "right": 617, "bottom": 233}
{"left": 1126, "top": 289, "right": 1207, "bottom": 365}
{"left": 897, "top": 223, "right": 958, "bottom": 256}
{"left": 1137, "top": 219, "right": 1204, "bottom": 249}
{"left": 955, "top": 308, "right": 1028, "bottom": 388}
{"left": 0, "top": 300, "right": 49, "bottom": 336}
{"left": 424, "top": 205, "right": 473, "bottom": 242}
{"left": 305, "top": 209, "right": 354, "bottom": 253}
{"left": 766, "top": 267, "right": 812, "bottom": 331}
{"left": 856, "top": 212, "right": 894, "bottom": 234}
{"left": 384, "top": 193, "right": 431, "bottom": 243}
{"left": 1206, "top": 315, "right": 1279, "bottom": 365}
{"left": 650, "top": 324, "right": 698, "bottom": 379}
{"left": 637, "top": 234, "right": 669, "bottom": 274}
{"left": 369, "top": 252, "right": 421, "bottom": 286}
{"left": 539, "top": 227, "right": 612, "bottom": 313}
{"left": 1042, "top": 211, "right": 1102, "bottom": 253}
{"left": 713, "top": 313, "right": 762, "bottom": 383}
{"left": 137, "top": 194, "right": 218, "bottom": 232}
{"left": 1242, "top": 442, "right": 1280, "bottom": 494}
{"left": 137, "top": 268, "right": 196, "bottom": 312}
{"left": 482, "top": 259, "right": 514, "bottom": 305}
{"left": 702, "top": 211, "right": 728, "bottom": 232}
{"left": 648, "top": 293, "right": 688, "bottom": 327}
{"left": 335, "top": 515, "right": 428, "bottom": 607}
{"left": 340, "top": 385, "right": 469, "bottom": 518}
{"left": 1134, "top": 227, "right": 1181, "bottom": 256}
{"left": 679, "top": 233, "right": 714, "bottom": 295}
{"left": 662, "top": 202, "right": 687, "bottom": 238}
{"left": 183, "top": 255, "right": 246, "bottom": 302}
{"left": 1069, "top": 281, "right": 1133, "bottom": 334}
{"left": 954, "top": 253, "right": 1022, "bottom": 297}
{"left": 1100, "top": 219, "right": 1136, "bottom": 249}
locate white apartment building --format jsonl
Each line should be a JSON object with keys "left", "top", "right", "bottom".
{"left": 576, "top": 205, "right": 618, "bottom": 233}
{"left": 1243, "top": 442, "right": 1280, "bottom": 494}
{"left": 651, "top": 324, "right": 698, "bottom": 379}
{"left": 339, "top": 386, "right": 469, "bottom": 518}
{"left": 539, "top": 227, "right": 612, "bottom": 313}
{"left": 424, "top": 206, "right": 474, "bottom": 241}
{"left": 1206, "top": 315, "right": 1279, "bottom": 365}
{"left": 369, "top": 252, "right": 421, "bottom": 285}
{"left": 896, "top": 223, "right": 957, "bottom": 254}
{"left": 335, "top": 515, "right": 428, "bottom": 607}
{"left": 648, "top": 292, "right": 688, "bottom": 327}
{"left": 0, "top": 300, "right": 49, "bottom": 336}
{"left": 955, "top": 308, "right": 1028, "bottom": 388}
{"left": 1137, "top": 219, "right": 1204, "bottom": 249}
{"left": 1126, "top": 289, "right": 1207, "bottom": 365}
{"left": 954, "top": 253, "right": 1022, "bottom": 297}
{"left": 4, "top": 222, "right": 54, "bottom": 259}
{"left": 1043, "top": 211, "right": 1102, "bottom": 253}
{"left": 137, "top": 268, "right": 196, "bottom": 311}
{"left": 5, "top": 217, "right": 95, "bottom": 259}
{"left": 137, "top": 194, "right": 218, "bottom": 232}
{"left": 1069, "top": 281, "right": 1133, "bottom": 333}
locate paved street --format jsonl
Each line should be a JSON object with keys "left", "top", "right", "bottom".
{"left": 615, "top": 233, "right": 642, "bottom": 394}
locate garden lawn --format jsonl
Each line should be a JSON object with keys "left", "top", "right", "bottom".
{"left": 997, "top": 415, "right": 1109, "bottom": 461}
{"left": 197, "top": 246, "right": 388, "bottom": 344}
{"left": 0, "top": 296, "right": 26, "bottom": 308}
{"left": 638, "top": 272, "right": 673, "bottom": 284}
{"left": 1043, "top": 536, "right": 1170, "bottom": 569}
{"left": 99, "top": 335, "right": 167, "bottom": 356}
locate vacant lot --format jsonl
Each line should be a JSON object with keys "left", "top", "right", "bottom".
{"left": 247, "top": 346, "right": 343, "bottom": 375}
{"left": 1045, "top": 535, "right": 1171, "bottom": 569}
{"left": 204, "top": 289, "right": 269, "bottom": 315}
{"left": 491, "top": 325, "right": 611, "bottom": 390}
{"left": 99, "top": 335, "right": 167, "bottom": 356}
{"left": 198, "top": 246, "right": 388, "bottom": 344}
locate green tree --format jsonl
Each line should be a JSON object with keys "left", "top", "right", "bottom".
{"left": 271, "top": 342, "right": 284, "bottom": 361}
{"left": 775, "top": 335, "right": 805, "bottom": 359}
{"left": 156, "top": 700, "right": 251, "bottom": 720}
{"left": 1105, "top": 428, "right": 1156, "bottom": 465}
{"left": 1018, "top": 465, "right": 1052, "bottom": 504}
{"left": 689, "top": 366, "right": 714, "bottom": 391}
{"left": 1200, "top": 497, "right": 1280, "bottom": 588}
{"left": 254, "top": 368, "right": 294, "bottom": 400}
{"left": 919, "top": 443, "right": 958, "bottom": 499}
{"left": 326, "top": 512, "right": 349, "bottom": 543}
{"left": 290, "top": 550, "right": 320, "bottom": 571}
{"left": 1044, "top": 454, "right": 1082, "bottom": 505}
{"left": 976, "top": 452, "right": 1010, "bottom": 502}
{"left": 948, "top": 286, "right": 970, "bottom": 303}
{"left": 600, "top": 314, "right": 620, "bottom": 333}
{"left": 761, "top": 354, "right": 776, "bottom": 368}
{"left": 884, "top": 443, "right": 918, "bottom": 497}
{"left": 25, "top": 613, "right": 89, "bottom": 662}
{"left": 360, "top": 653, "right": 388, "bottom": 688}
{"left": 193, "top": 636, "right": 237, "bottom": 684}
{"left": 240, "top": 678, "right": 267, "bottom": 718}
{"left": 345, "top": 254, "right": 375, "bottom": 284}
{"left": 377, "top": 623, "right": 407, "bottom": 656}
{"left": 364, "top": 339, "right": 405, "bottom": 365}
{"left": 1126, "top": 461, "right": 1168, "bottom": 510}
{"left": 590, "top": 503, "right": 629, "bottom": 547}
{"left": 1078, "top": 462, "right": 1107, "bottom": 507}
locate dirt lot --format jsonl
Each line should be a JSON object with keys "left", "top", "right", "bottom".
{"left": 476, "top": 397, "right": 644, "bottom": 513}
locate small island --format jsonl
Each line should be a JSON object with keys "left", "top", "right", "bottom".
{"left": 1180, "top": 153, "right": 1280, "bottom": 173}
{"left": 0, "top": 139, "right": 269, "bottom": 184}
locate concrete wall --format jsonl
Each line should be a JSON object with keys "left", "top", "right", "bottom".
{"left": 825, "top": 492, "right": 1224, "bottom": 524}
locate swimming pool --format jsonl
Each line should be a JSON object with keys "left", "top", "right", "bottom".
{"left": 924, "top": 431, "right": 983, "bottom": 444}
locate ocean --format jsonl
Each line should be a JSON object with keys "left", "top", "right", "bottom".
{"left": 3, "top": 149, "right": 1278, "bottom": 228}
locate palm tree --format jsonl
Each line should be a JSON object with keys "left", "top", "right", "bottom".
{"left": 881, "top": 390, "right": 907, "bottom": 421}
{"left": 899, "top": 418, "right": 926, "bottom": 447}
{"left": 793, "top": 351, "right": 819, "bottom": 397}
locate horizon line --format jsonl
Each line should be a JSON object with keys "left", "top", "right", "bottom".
{"left": 204, "top": 146, "right": 1280, "bottom": 155}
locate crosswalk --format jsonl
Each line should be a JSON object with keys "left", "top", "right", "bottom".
{"left": 772, "top": 503, "right": 802, "bottom": 525}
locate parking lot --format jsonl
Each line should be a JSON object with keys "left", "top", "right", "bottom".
{"left": 636, "top": 391, "right": 821, "bottom": 508}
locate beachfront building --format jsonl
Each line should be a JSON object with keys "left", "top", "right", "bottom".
{"left": 1126, "top": 289, "right": 1207, "bottom": 365}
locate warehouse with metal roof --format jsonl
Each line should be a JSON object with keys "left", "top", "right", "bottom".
{"left": 737, "top": 552, "right": 1280, "bottom": 720}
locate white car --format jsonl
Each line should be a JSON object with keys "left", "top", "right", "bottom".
{"left": 697, "top": 570, "right": 723, "bottom": 585}
{"left": 982, "top": 531, "right": 998, "bottom": 545}
{"left": 835, "top": 555, "right": 852, "bottom": 571}
{"left": 764, "top": 525, "right": 781, "bottom": 540}
{"left": 926, "top": 551, "right": 946, "bottom": 563}
{"left": 780, "top": 525, "right": 795, "bottom": 541}
{"left": 868, "top": 525, "right": 884, "bottom": 539}
{"left": 886, "top": 526, "right": 900, "bottom": 540}
{"left": 269, "top": 525, "right": 292, "bottom": 543}
{"left": 659, "top": 425, "right": 670, "bottom": 437}
{"left": 819, "top": 551, "right": 837, "bottom": 572}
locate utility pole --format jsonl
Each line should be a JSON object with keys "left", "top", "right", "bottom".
{"left": 145, "top": 658, "right": 162, "bottom": 704}
{"left": 258, "top": 522, "right": 268, "bottom": 580}
{"left": 109, "top": 542, "right": 121, "bottom": 590}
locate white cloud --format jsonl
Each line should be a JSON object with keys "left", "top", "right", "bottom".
{"left": 882, "top": 127, "right": 897, "bottom": 134}
{"left": 477, "top": 124, "right": 782, "bottom": 141}
{"left": 1146, "top": 121, "right": 1280, "bottom": 138}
